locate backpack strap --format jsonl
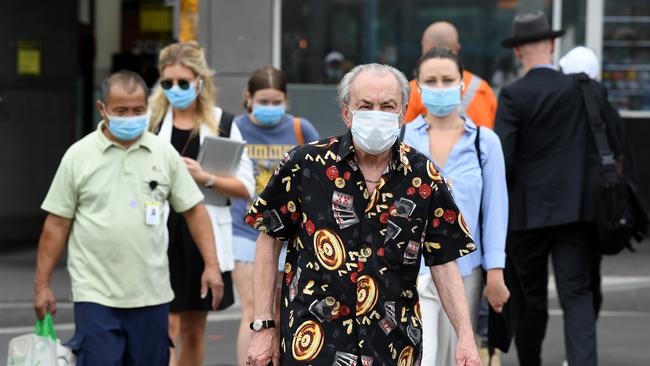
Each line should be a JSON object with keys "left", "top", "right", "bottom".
{"left": 219, "top": 111, "right": 235, "bottom": 138}
{"left": 575, "top": 73, "right": 617, "bottom": 167}
{"left": 399, "top": 124, "right": 406, "bottom": 141}
{"left": 293, "top": 117, "right": 304, "bottom": 145}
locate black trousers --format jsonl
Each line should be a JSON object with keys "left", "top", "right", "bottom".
{"left": 509, "top": 223, "right": 598, "bottom": 366}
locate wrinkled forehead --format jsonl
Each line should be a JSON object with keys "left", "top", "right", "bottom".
{"left": 105, "top": 83, "right": 147, "bottom": 108}
{"left": 349, "top": 71, "right": 402, "bottom": 107}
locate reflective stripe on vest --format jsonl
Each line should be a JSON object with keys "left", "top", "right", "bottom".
{"left": 459, "top": 75, "right": 483, "bottom": 115}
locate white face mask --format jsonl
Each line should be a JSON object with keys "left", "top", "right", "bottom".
{"left": 349, "top": 108, "right": 400, "bottom": 155}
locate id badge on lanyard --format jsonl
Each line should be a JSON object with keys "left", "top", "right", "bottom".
{"left": 145, "top": 180, "right": 165, "bottom": 226}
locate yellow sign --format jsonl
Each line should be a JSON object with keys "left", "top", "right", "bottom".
{"left": 17, "top": 40, "right": 41, "bottom": 76}
{"left": 179, "top": 0, "right": 199, "bottom": 41}
{"left": 140, "top": 5, "right": 173, "bottom": 33}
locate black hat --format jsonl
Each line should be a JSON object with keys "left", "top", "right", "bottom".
{"left": 501, "top": 11, "right": 565, "bottom": 48}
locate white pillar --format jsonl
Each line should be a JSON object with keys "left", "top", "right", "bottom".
{"left": 272, "top": 0, "right": 282, "bottom": 68}
{"left": 94, "top": 0, "right": 121, "bottom": 86}
{"left": 552, "top": 0, "right": 563, "bottom": 66}
{"left": 586, "top": 0, "right": 604, "bottom": 62}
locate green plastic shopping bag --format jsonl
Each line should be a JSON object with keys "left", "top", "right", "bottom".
{"left": 6, "top": 313, "right": 75, "bottom": 366}
{"left": 34, "top": 314, "right": 58, "bottom": 342}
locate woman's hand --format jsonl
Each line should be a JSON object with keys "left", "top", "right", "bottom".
{"left": 182, "top": 157, "right": 210, "bottom": 185}
{"left": 483, "top": 269, "right": 510, "bottom": 313}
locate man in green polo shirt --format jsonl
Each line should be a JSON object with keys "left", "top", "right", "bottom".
{"left": 33, "top": 70, "right": 223, "bottom": 365}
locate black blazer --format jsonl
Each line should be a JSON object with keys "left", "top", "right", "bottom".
{"left": 495, "top": 67, "right": 621, "bottom": 231}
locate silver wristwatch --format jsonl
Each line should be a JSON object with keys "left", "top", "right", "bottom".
{"left": 204, "top": 175, "right": 215, "bottom": 189}
{"left": 250, "top": 319, "right": 275, "bottom": 331}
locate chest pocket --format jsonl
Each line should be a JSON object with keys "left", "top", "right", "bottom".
{"left": 143, "top": 171, "right": 172, "bottom": 203}
{"left": 380, "top": 196, "right": 427, "bottom": 269}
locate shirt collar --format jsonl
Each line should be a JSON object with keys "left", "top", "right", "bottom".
{"left": 532, "top": 63, "right": 556, "bottom": 71}
{"left": 337, "top": 130, "right": 406, "bottom": 169}
{"left": 96, "top": 121, "right": 153, "bottom": 153}
{"left": 411, "top": 115, "right": 476, "bottom": 135}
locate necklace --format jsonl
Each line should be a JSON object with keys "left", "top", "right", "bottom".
{"left": 364, "top": 177, "right": 381, "bottom": 184}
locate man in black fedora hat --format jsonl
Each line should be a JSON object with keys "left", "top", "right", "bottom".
{"left": 494, "top": 10, "right": 600, "bottom": 366}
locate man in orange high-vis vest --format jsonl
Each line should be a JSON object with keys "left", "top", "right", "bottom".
{"left": 405, "top": 21, "right": 497, "bottom": 128}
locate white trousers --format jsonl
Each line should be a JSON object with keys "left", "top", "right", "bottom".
{"left": 417, "top": 267, "right": 483, "bottom": 366}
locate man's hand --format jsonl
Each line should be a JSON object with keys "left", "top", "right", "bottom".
{"left": 483, "top": 269, "right": 510, "bottom": 313}
{"left": 455, "top": 332, "right": 482, "bottom": 366}
{"left": 33, "top": 285, "right": 56, "bottom": 320}
{"left": 33, "top": 214, "right": 71, "bottom": 321}
{"left": 201, "top": 266, "right": 224, "bottom": 310}
{"left": 430, "top": 261, "right": 481, "bottom": 366}
{"left": 248, "top": 328, "right": 279, "bottom": 366}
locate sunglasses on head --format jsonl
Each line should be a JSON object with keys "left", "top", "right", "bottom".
{"left": 160, "top": 79, "right": 194, "bottom": 90}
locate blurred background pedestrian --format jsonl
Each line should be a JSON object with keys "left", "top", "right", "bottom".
{"left": 402, "top": 47, "right": 510, "bottom": 366}
{"left": 149, "top": 41, "right": 255, "bottom": 366}
{"left": 229, "top": 66, "right": 319, "bottom": 366}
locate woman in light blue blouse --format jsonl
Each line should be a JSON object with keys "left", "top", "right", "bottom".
{"left": 402, "top": 47, "right": 510, "bottom": 365}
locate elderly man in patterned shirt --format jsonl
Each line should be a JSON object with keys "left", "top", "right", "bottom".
{"left": 245, "top": 63, "right": 481, "bottom": 366}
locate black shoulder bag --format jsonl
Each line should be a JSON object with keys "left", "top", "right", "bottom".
{"left": 575, "top": 73, "right": 648, "bottom": 254}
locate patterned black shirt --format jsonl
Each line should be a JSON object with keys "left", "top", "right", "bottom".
{"left": 245, "top": 131, "right": 476, "bottom": 366}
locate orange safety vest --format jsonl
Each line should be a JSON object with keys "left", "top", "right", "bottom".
{"left": 404, "top": 70, "right": 497, "bottom": 128}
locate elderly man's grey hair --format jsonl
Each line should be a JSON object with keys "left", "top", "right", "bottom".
{"left": 337, "top": 63, "right": 410, "bottom": 109}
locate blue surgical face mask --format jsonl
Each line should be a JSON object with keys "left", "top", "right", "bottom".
{"left": 163, "top": 80, "right": 200, "bottom": 110}
{"left": 253, "top": 104, "right": 286, "bottom": 126}
{"left": 420, "top": 83, "right": 462, "bottom": 117}
{"left": 107, "top": 113, "right": 149, "bottom": 141}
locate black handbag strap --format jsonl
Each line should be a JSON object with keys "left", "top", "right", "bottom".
{"left": 218, "top": 110, "right": 235, "bottom": 206}
{"left": 475, "top": 126, "right": 484, "bottom": 250}
{"left": 475, "top": 126, "right": 498, "bottom": 360}
{"left": 575, "top": 73, "right": 617, "bottom": 167}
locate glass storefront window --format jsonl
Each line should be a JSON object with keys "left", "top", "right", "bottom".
{"left": 560, "top": 0, "right": 586, "bottom": 53}
{"left": 602, "top": 0, "right": 650, "bottom": 110}
{"left": 281, "top": 0, "right": 551, "bottom": 90}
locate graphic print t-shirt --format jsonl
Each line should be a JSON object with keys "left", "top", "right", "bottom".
{"left": 230, "top": 113, "right": 319, "bottom": 241}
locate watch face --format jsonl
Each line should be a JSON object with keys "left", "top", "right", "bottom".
{"left": 253, "top": 319, "right": 263, "bottom": 331}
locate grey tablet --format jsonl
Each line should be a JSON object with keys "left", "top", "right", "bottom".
{"left": 197, "top": 135, "right": 246, "bottom": 176}
{"left": 197, "top": 135, "right": 246, "bottom": 206}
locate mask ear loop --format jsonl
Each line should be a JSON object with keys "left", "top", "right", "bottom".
{"left": 99, "top": 101, "right": 110, "bottom": 123}
{"left": 343, "top": 104, "right": 355, "bottom": 127}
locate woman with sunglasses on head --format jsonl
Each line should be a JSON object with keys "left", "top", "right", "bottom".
{"left": 230, "top": 66, "right": 319, "bottom": 366}
{"left": 149, "top": 41, "right": 255, "bottom": 366}
{"left": 401, "top": 47, "right": 510, "bottom": 365}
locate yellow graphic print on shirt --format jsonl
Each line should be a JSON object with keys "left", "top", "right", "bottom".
{"left": 247, "top": 143, "right": 296, "bottom": 196}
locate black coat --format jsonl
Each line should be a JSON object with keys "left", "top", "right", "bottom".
{"left": 495, "top": 67, "right": 622, "bottom": 231}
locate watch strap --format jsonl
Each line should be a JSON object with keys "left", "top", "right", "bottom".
{"left": 250, "top": 319, "right": 275, "bottom": 330}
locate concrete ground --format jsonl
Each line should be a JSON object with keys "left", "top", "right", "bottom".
{"left": 2, "top": 242, "right": 649, "bottom": 365}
